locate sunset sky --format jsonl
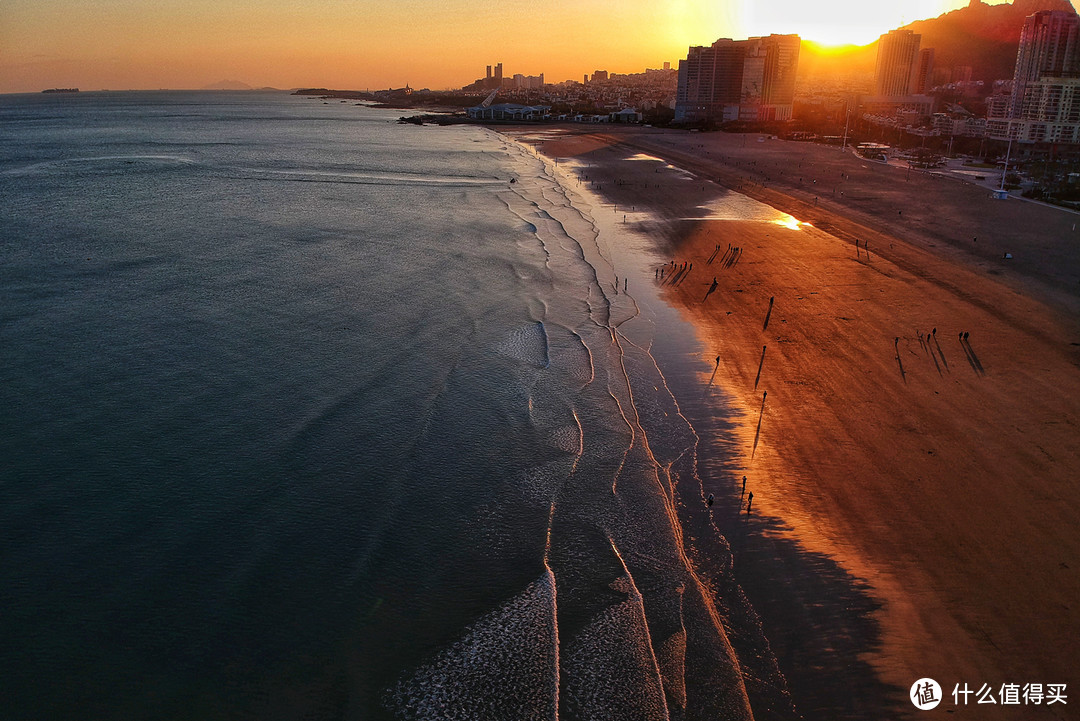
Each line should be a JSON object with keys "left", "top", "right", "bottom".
{"left": 1, "top": 0, "right": 1009, "bottom": 93}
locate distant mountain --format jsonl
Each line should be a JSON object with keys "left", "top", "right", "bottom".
{"left": 799, "top": 0, "right": 1077, "bottom": 85}
{"left": 904, "top": 0, "right": 1076, "bottom": 82}
{"left": 202, "top": 80, "right": 253, "bottom": 90}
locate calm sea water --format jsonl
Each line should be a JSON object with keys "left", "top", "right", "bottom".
{"left": 0, "top": 91, "right": 763, "bottom": 720}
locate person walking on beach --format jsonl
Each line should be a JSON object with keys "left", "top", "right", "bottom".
{"left": 707, "top": 493, "right": 714, "bottom": 507}
{"left": 747, "top": 492, "right": 754, "bottom": 513}
{"left": 742, "top": 476, "right": 747, "bottom": 494}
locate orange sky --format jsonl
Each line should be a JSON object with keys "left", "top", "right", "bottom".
{"left": 0, "top": 0, "right": 1010, "bottom": 93}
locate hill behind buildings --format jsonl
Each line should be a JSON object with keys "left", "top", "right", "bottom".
{"left": 799, "top": 0, "right": 1077, "bottom": 86}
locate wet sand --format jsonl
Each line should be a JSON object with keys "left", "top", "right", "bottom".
{"left": 508, "top": 127, "right": 1080, "bottom": 720}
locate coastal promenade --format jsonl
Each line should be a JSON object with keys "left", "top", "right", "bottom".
{"left": 513, "top": 126, "right": 1080, "bottom": 720}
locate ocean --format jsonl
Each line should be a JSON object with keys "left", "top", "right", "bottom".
{"left": 0, "top": 91, "right": 772, "bottom": 720}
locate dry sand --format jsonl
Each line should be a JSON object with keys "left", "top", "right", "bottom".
{"left": 510, "top": 127, "right": 1080, "bottom": 720}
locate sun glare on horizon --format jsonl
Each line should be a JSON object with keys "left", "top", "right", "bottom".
{"left": 0, "top": 0, "right": 1017, "bottom": 93}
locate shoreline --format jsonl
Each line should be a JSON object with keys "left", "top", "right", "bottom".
{"left": 508, "top": 126, "right": 1080, "bottom": 720}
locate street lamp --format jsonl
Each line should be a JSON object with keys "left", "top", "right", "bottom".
{"left": 999, "top": 137, "right": 1013, "bottom": 193}
{"left": 841, "top": 106, "right": 850, "bottom": 152}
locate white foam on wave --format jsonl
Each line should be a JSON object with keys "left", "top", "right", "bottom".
{"left": 562, "top": 593, "right": 670, "bottom": 721}
{"left": 2, "top": 155, "right": 197, "bottom": 176}
{"left": 232, "top": 166, "right": 504, "bottom": 187}
{"left": 547, "top": 424, "right": 582, "bottom": 454}
{"left": 493, "top": 132, "right": 753, "bottom": 718}
{"left": 657, "top": 586, "right": 688, "bottom": 712}
{"left": 496, "top": 321, "right": 550, "bottom": 368}
{"left": 513, "top": 458, "right": 573, "bottom": 507}
{"left": 387, "top": 571, "right": 559, "bottom": 721}
{"left": 657, "top": 630, "right": 688, "bottom": 711}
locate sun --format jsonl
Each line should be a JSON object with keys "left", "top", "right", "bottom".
{"left": 791, "top": 24, "right": 890, "bottom": 48}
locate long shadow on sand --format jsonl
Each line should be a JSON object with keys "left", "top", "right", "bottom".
{"left": 960, "top": 337, "right": 985, "bottom": 376}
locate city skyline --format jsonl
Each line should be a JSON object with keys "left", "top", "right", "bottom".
{"left": 1, "top": 0, "right": 1015, "bottom": 94}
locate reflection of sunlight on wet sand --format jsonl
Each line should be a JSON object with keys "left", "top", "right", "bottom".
{"left": 680, "top": 214, "right": 812, "bottom": 229}
{"left": 626, "top": 153, "right": 666, "bottom": 162}
{"left": 689, "top": 191, "right": 810, "bottom": 224}
{"left": 772, "top": 214, "right": 812, "bottom": 231}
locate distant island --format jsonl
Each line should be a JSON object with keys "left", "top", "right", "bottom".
{"left": 203, "top": 80, "right": 252, "bottom": 90}
{"left": 42, "top": 88, "right": 78, "bottom": 94}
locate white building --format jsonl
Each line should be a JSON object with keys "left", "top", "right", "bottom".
{"left": 467, "top": 103, "right": 550, "bottom": 121}
{"left": 989, "top": 10, "right": 1080, "bottom": 144}
{"left": 608, "top": 108, "right": 643, "bottom": 123}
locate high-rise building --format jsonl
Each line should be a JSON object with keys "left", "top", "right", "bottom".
{"left": 676, "top": 39, "right": 744, "bottom": 121}
{"left": 675, "top": 34, "right": 800, "bottom": 122}
{"left": 1012, "top": 11, "right": 1080, "bottom": 103}
{"left": 990, "top": 10, "right": 1080, "bottom": 143}
{"left": 875, "top": 29, "right": 922, "bottom": 97}
{"left": 511, "top": 73, "right": 545, "bottom": 90}
{"left": 913, "top": 48, "right": 935, "bottom": 94}
{"left": 748, "top": 34, "right": 800, "bottom": 120}
{"left": 861, "top": 29, "right": 935, "bottom": 119}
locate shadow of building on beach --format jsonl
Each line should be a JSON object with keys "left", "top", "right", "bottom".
{"left": 677, "top": 384, "right": 904, "bottom": 721}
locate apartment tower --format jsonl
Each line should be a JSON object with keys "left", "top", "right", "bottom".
{"left": 991, "top": 10, "right": 1080, "bottom": 143}
{"left": 875, "top": 29, "right": 923, "bottom": 97}
{"left": 675, "top": 34, "right": 800, "bottom": 122}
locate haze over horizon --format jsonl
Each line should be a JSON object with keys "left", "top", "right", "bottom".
{"left": 2, "top": 0, "right": 1013, "bottom": 94}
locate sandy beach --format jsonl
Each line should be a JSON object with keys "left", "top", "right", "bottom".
{"left": 509, "top": 126, "right": 1080, "bottom": 720}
